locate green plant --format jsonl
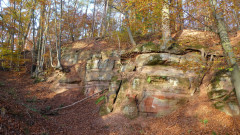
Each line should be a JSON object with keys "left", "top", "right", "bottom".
{"left": 139, "top": 129, "right": 145, "bottom": 134}
{"left": 201, "top": 119, "right": 208, "bottom": 125}
{"left": 96, "top": 96, "right": 105, "bottom": 104}
{"left": 45, "top": 106, "right": 52, "bottom": 111}
{"left": 147, "top": 76, "right": 151, "bottom": 83}
{"left": 212, "top": 131, "right": 217, "bottom": 135}
{"left": 29, "top": 106, "right": 38, "bottom": 112}
{"left": 23, "top": 103, "right": 39, "bottom": 112}
{"left": 34, "top": 77, "right": 43, "bottom": 83}
{"left": 227, "top": 67, "right": 233, "bottom": 72}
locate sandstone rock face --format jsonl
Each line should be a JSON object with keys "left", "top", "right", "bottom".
{"left": 59, "top": 44, "right": 207, "bottom": 118}
{"left": 113, "top": 50, "right": 204, "bottom": 116}
{"left": 209, "top": 70, "right": 240, "bottom": 116}
{"left": 57, "top": 42, "right": 239, "bottom": 118}
{"left": 84, "top": 52, "right": 120, "bottom": 96}
{"left": 110, "top": 46, "right": 206, "bottom": 118}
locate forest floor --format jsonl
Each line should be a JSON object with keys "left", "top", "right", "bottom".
{"left": 0, "top": 70, "right": 240, "bottom": 135}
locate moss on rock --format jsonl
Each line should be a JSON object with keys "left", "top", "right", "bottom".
{"left": 211, "top": 69, "right": 229, "bottom": 89}
{"left": 145, "top": 55, "right": 163, "bottom": 65}
{"left": 142, "top": 42, "right": 159, "bottom": 52}
{"left": 208, "top": 89, "right": 228, "bottom": 100}
{"left": 99, "top": 105, "right": 111, "bottom": 116}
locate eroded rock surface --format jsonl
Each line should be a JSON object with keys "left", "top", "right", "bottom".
{"left": 53, "top": 41, "right": 239, "bottom": 118}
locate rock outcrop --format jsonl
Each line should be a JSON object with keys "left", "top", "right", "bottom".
{"left": 101, "top": 43, "right": 208, "bottom": 118}
{"left": 50, "top": 39, "right": 240, "bottom": 118}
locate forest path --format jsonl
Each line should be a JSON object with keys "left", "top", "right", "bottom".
{"left": 0, "top": 71, "right": 240, "bottom": 135}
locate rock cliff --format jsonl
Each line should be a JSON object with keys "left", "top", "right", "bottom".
{"left": 48, "top": 31, "right": 240, "bottom": 118}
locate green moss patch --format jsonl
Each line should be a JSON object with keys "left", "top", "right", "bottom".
{"left": 111, "top": 76, "right": 119, "bottom": 81}
{"left": 208, "top": 89, "right": 229, "bottom": 100}
{"left": 142, "top": 42, "right": 159, "bottom": 52}
{"left": 213, "top": 101, "right": 225, "bottom": 110}
{"left": 147, "top": 76, "right": 168, "bottom": 84}
{"left": 211, "top": 69, "right": 229, "bottom": 89}
{"left": 99, "top": 105, "right": 111, "bottom": 116}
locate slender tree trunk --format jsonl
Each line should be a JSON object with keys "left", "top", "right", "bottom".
{"left": 31, "top": 0, "right": 37, "bottom": 76}
{"left": 110, "top": 4, "right": 136, "bottom": 46}
{"left": 100, "top": 0, "right": 109, "bottom": 37}
{"left": 54, "top": 0, "right": 62, "bottom": 70}
{"left": 210, "top": 0, "right": 240, "bottom": 105}
{"left": 56, "top": 0, "right": 63, "bottom": 70}
{"left": 54, "top": 0, "right": 59, "bottom": 65}
{"left": 10, "top": 0, "right": 16, "bottom": 69}
{"left": 106, "top": 0, "right": 112, "bottom": 34}
{"left": 17, "top": 1, "right": 23, "bottom": 71}
{"left": 7, "top": 33, "right": 12, "bottom": 68}
{"left": 84, "top": 0, "right": 90, "bottom": 37}
{"left": 36, "top": 3, "right": 46, "bottom": 75}
{"left": 49, "top": 41, "right": 55, "bottom": 67}
{"left": 125, "top": 12, "right": 136, "bottom": 46}
{"left": 0, "top": 1, "right": 4, "bottom": 69}
{"left": 162, "top": 0, "right": 172, "bottom": 50}
{"left": 91, "top": 0, "right": 97, "bottom": 37}
{"left": 68, "top": 0, "right": 77, "bottom": 42}
{"left": 22, "top": 2, "right": 35, "bottom": 49}
{"left": 22, "top": 6, "right": 34, "bottom": 60}
{"left": 45, "top": 4, "right": 54, "bottom": 68}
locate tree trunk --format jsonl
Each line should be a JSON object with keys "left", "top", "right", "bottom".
{"left": 100, "top": 0, "right": 109, "bottom": 37}
{"left": 106, "top": 0, "right": 113, "bottom": 35}
{"left": 68, "top": 0, "right": 77, "bottom": 42}
{"left": 125, "top": 12, "right": 136, "bottom": 46}
{"left": 10, "top": 0, "right": 16, "bottom": 69}
{"left": 35, "top": 3, "right": 45, "bottom": 76}
{"left": 17, "top": 1, "right": 23, "bottom": 70}
{"left": 54, "top": 0, "right": 62, "bottom": 70}
{"left": 210, "top": 0, "right": 240, "bottom": 105}
{"left": 110, "top": 4, "right": 136, "bottom": 46}
{"left": 0, "top": 1, "right": 4, "bottom": 69}
{"left": 91, "top": 0, "right": 97, "bottom": 37}
{"left": 162, "top": 0, "right": 172, "bottom": 50}
{"left": 84, "top": 0, "right": 90, "bottom": 37}
{"left": 31, "top": 0, "right": 37, "bottom": 76}
{"left": 56, "top": 0, "right": 63, "bottom": 70}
